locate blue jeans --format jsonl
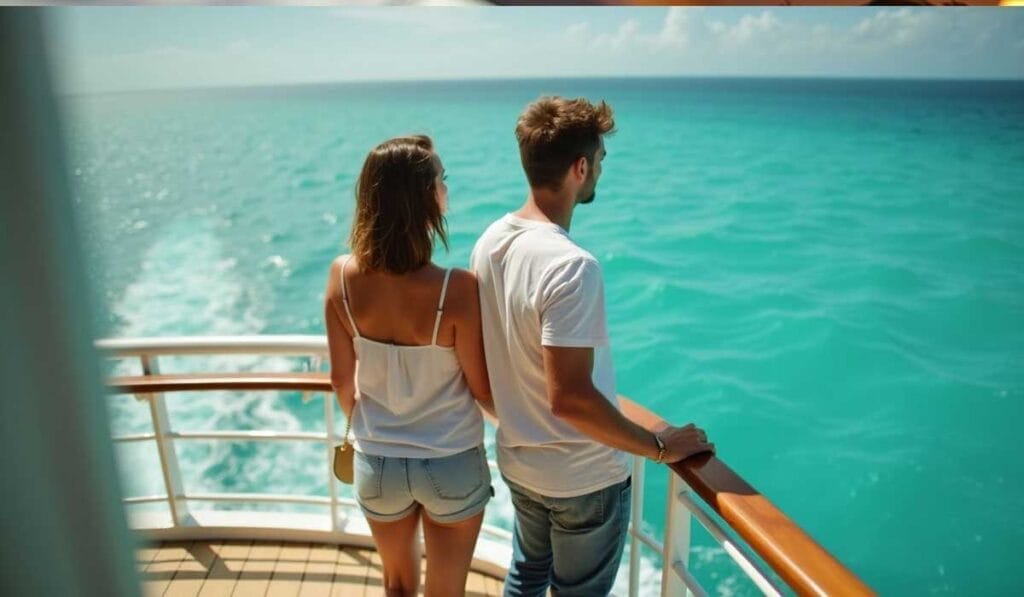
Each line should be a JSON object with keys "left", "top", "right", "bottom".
{"left": 503, "top": 476, "right": 631, "bottom": 597}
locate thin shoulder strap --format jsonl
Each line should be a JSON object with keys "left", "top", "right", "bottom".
{"left": 430, "top": 269, "right": 453, "bottom": 346}
{"left": 339, "top": 255, "right": 360, "bottom": 338}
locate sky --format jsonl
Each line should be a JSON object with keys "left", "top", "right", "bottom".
{"left": 46, "top": 7, "right": 1024, "bottom": 95}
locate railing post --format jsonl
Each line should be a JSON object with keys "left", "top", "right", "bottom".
{"left": 662, "top": 475, "right": 692, "bottom": 597}
{"left": 629, "top": 456, "right": 645, "bottom": 597}
{"left": 140, "top": 355, "right": 189, "bottom": 527}
{"left": 308, "top": 354, "right": 339, "bottom": 533}
{"left": 324, "top": 386, "right": 339, "bottom": 533}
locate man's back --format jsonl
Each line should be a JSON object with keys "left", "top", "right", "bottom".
{"left": 471, "top": 213, "right": 629, "bottom": 497}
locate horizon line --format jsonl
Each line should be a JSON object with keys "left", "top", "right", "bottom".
{"left": 58, "top": 73, "right": 1024, "bottom": 99}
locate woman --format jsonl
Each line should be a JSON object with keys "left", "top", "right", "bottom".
{"left": 324, "top": 135, "right": 496, "bottom": 597}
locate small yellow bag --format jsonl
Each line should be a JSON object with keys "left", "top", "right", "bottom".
{"left": 333, "top": 415, "right": 354, "bottom": 484}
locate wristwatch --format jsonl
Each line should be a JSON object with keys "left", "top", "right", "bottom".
{"left": 653, "top": 432, "right": 666, "bottom": 464}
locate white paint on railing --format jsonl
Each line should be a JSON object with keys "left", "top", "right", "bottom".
{"left": 629, "top": 455, "right": 646, "bottom": 597}
{"left": 97, "top": 335, "right": 328, "bottom": 356}
{"left": 671, "top": 560, "right": 709, "bottom": 597}
{"left": 677, "top": 491, "right": 784, "bottom": 596}
{"left": 123, "top": 495, "right": 170, "bottom": 505}
{"left": 630, "top": 529, "right": 665, "bottom": 554}
{"left": 183, "top": 492, "right": 335, "bottom": 506}
{"left": 662, "top": 474, "right": 693, "bottom": 597}
{"left": 115, "top": 431, "right": 327, "bottom": 443}
{"left": 324, "top": 372, "right": 340, "bottom": 533}
{"left": 112, "top": 432, "right": 157, "bottom": 443}
{"left": 171, "top": 430, "right": 327, "bottom": 442}
{"left": 141, "top": 354, "right": 189, "bottom": 527}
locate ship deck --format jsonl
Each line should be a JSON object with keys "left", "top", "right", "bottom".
{"left": 138, "top": 540, "right": 505, "bottom": 597}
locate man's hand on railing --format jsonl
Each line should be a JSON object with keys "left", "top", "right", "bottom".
{"left": 659, "top": 423, "right": 714, "bottom": 463}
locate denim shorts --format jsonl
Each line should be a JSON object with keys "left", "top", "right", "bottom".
{"left": 354, "top": 445, "right": 492, "bottom": 524}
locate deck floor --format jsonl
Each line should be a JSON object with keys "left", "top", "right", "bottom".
{"left": 138, "top": 540, "right": 504, "bottom": 597}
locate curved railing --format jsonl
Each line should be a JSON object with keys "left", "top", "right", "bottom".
{"left": 619, "top": 403, "right": 874, "bottom": 597}
{"left": 98, "top": 335, "right": 873, "bottom": 596}
{"left": 97, "top": 335, "right": 512, "bottom": 578}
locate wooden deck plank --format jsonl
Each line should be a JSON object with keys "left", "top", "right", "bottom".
{"left": 196, "top": 542, "right": 252, "bottom": 597}
{"left": 140, "top": 541, "right": 504, "bottom": 597}
{"left": 330, "top": 547, "right": 370, "bottom": 597}
{"left": 143, "top": 542, "right": 192, "bottom": 597}
{"left": 485, "top": 574, "right": 503, "bottom": 597}
{"left": 265, "top": 542, "right": 311, "bottom": 597}
{"left": 363, "top": 549, "right": 385, "bottom": 597}
{"left": 299, "top": 545, "right": 339, "bottom": 597}
{"left": 230, "top": 541, "right": 281, "bottom": 596}
{"left": 136, "top": 543, "right": 162, "bottom": 572}
{"left": 165, "top": 542, "right": 220, "bottom": 597}
{"left": 466, "top": 571, "right": 488, "bottom": 597}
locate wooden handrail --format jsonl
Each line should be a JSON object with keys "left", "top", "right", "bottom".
{"left": 104, "top": 371, "right": 873, "bottom": 596}
{"left": 620, "top": 400, "right": 874, "bottom": 597}
{"left": 106, "top": 372, "right": 330, "bottom": 394}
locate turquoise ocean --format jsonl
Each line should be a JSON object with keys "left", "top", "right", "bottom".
{"left": 61, "top": 78, "right": 1024, "bottom": 595}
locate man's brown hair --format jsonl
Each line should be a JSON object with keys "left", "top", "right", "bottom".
{"left": 515, "top": 96, "right": 615, "bottom": 191}
{"left": 349, "top": 135, "right": 448, "bottom": 274}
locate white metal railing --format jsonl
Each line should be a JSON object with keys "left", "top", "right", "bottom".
{"left": 627, "top": 455, "right": 785, "bottom": 597}
{"left": 97, "top": 335, "right": 513, "bottom": 550}
{"left": 99, "top": 335, "right": 792, "bottom": 596}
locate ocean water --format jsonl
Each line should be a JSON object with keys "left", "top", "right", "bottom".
{"left": 60, "top": 78, "right": 1024, "bottom": 595}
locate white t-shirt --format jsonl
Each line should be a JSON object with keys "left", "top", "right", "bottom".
{"left": 471, "top": 213, "right": 630, "bottom": 498}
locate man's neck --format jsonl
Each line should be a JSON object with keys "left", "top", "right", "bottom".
{"left": 515, "top": 190, "right": 574, "bottom": 232}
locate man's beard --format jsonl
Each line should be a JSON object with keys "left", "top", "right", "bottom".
{"left": 579, "top": 174, "right": 597, "bottom": 204}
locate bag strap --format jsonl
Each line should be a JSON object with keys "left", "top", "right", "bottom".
{"left": 341, "top": 409, "right": 353, "bottom": 447}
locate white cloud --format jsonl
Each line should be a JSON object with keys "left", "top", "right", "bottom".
{"left": 707, "top": 11, "right": 781, "bottom": 47}
{"left": 850, "top": 9, "right": 932, "bottom": 46}
{"left": 329, "top": 7, "right": 499, "bottom": 34}
{"left": 603, "top": 19, "right": 641, "bottom": 51}
{"left": 566, "top": 21, "right": 590, "bottom": 42}
{"left": 570, "top": 8, "right": 690, "bottom": 53}
{"left": 658, "top": 7, "right": 689, "bottom": 49}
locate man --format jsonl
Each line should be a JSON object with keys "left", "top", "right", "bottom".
{"left": 470, "top": 96, "right": 715, "bottom": 596}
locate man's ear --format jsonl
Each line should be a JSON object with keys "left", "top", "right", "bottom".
{"left": 574, "top": 155, "right": 588, "bottom": 182}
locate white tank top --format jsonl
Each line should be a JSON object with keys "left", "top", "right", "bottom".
{"left": 339, "top": 256, "right": 484, "bottom": 458}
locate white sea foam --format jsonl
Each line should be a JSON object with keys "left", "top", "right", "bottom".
{"left": 107, "top": 219, "right": 306, "bottom": 501}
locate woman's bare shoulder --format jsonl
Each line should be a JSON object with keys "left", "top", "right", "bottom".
{"left": 324, "top": 254, "right": 352, "bottom": 300}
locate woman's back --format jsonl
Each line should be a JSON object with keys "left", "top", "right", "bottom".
{"left": 340, "top": 259, "right": 456, "bottom": 348}
{"left": 331, "top": 255, "right": 485, "bottom": 458}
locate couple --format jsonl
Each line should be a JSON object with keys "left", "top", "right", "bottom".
{"left": 324, "top": 96, "right": 714, "bottom": 597}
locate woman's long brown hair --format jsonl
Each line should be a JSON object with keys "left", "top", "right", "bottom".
{"left": 349, "top": 135, "right": 448, "bottom": 274}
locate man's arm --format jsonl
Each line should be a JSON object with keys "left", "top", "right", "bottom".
{"left": 544, "top": 345, "right": 713, "bottom": 463}
{"left": 544, "top": 345, "right": 658, "bottom": 458}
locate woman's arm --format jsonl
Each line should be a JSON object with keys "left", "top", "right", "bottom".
{"left": 324, "top": 257, "right": 356, "bottom": 420}
{"left": 450, "top": 270, "right": 497, "bottom": 418}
